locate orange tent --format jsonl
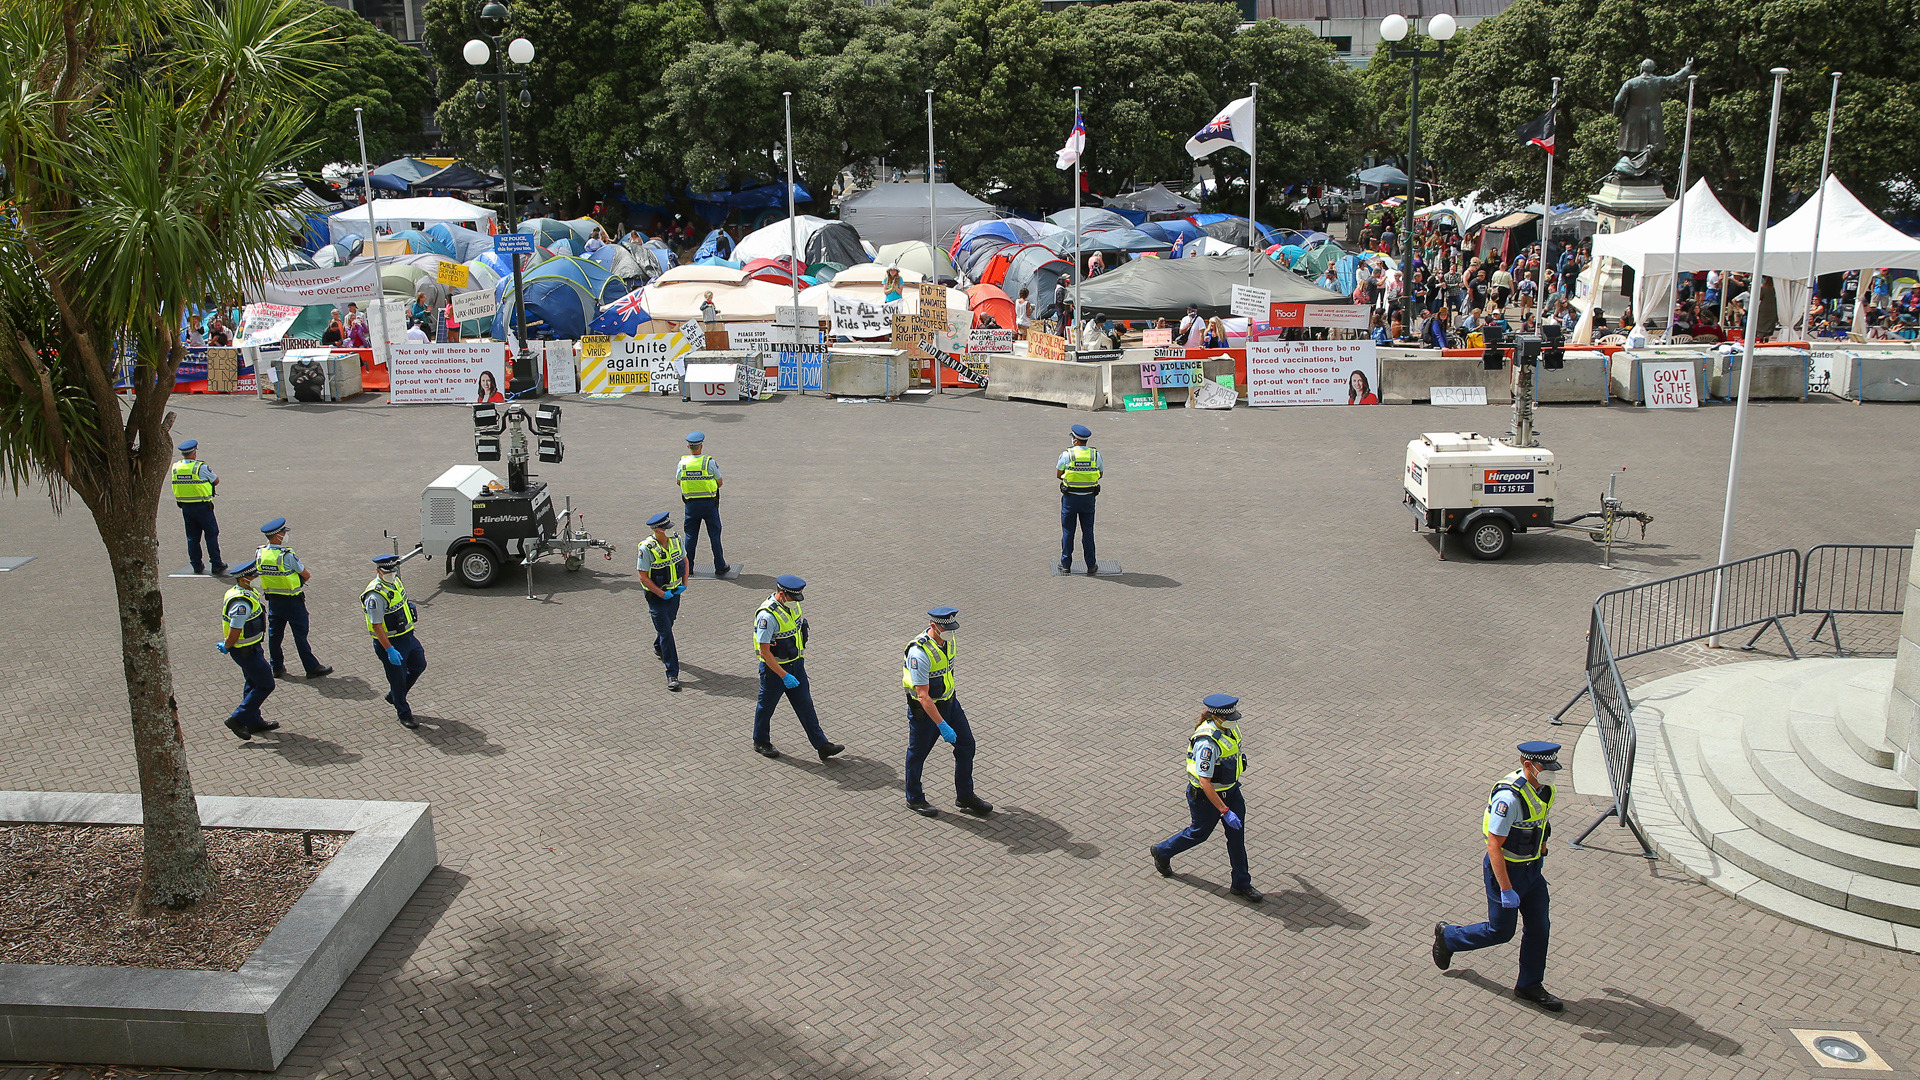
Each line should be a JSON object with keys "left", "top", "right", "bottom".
{"left": 966, "top": 284, "right": 1015, "bottom": 329}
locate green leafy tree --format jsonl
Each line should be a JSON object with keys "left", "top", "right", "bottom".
{"left": 283, "top": 0, "right": 433, "bottom": 171}
{"left": 1223, "top": 21, "right": 1367, "bottom": 201}
{"left": 0, "top": 0, "right": 328, "bottom": 911}
{"left": 927, "top": 0, "right": 1064, "bottom": 205}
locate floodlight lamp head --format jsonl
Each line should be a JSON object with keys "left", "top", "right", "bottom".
{"left": 479, "top": 2, "right": 509, "bottom": 35}
{"left": 1380, "top": 13, "right": 1409, "bottom": 41}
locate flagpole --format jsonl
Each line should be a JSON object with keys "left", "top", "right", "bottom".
{"left": 355, "top": 108, "right": 390, "bottom": 366}
{"left": 1247, "top": 82, "right": 1259, "bottom": 286}
{"left": 1535, "top": 77, "right": 1557, "bottom": 333}
{"left": 1660, "top": 75, "right": 1698, "bottom": 344}
{"left": 1072, "top": 85, "right": 1082, "bottom": 355}
{"left": 927, "top": 87, "right": 941, "bottom": 394}
{"left": 1710, "top": 67, "right": 1789, "bottom": 646}
{"left": 1802, "top": 72, "right": 1841, "bottom": 340}
{"left": 784, "top": 93, "right": 800, "bottom": 358}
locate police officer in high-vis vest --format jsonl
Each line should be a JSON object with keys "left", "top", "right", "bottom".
{"left": 171, "top": 439, "right": 225, "bottom": 575}
{"left": 1151, "top": 694, "right": 1261, "bottom": 901}
{"left": 363, "top": 554, "right": 426, "bottom": 729}
{"left": 639, "top": 511, "right": 689, "bottom": 692}
{"left": 750, "top": 574, "right": 843, "bottom": 761}
{"left": 903, "top": 607, "right": 992, "bottom": 818}
{"left": 255, "top": 518, "right": 332, "bottom": 680}
{"left": 217, "top": 560, "right": 278, "bottom": 739}
{"left": 677, "top": 431, "right": 729, "bottom": 576}
{"left": 1432, "top": 742, "right": 1564, "bottom": 1012}
{"left": 1056, "top": 424, "right": 1101, "bottom": 574}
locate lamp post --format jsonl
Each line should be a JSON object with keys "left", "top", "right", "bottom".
{"left": 1378, "top": 10, "right": 1455, "bottom": 340}
{"left": 466, "top": 4, "right": 537, "bottom": 396}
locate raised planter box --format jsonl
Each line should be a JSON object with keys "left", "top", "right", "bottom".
{"left": 0, "top": 792, "right": 436, "bottom": 1071}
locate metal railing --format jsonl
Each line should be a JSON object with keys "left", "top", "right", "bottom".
{"left": 1800, "top": 544, "right": 1913, "bottom": 653}
{"left": 1596, "top": 548, "right": 1803, "bottom": 663}
{"left": 1573, "top": 613, "right": 1653, "bottom": 855}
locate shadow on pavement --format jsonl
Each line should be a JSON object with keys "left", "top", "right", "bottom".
{"left": 308, "top": 673, "right": 381, "bottom": 702}
{"left": 1441, "top": 972, "right": 1743, "bottom": 1054}
{"left": 1108, "top": 573, "right": 1181, "bottom": 589}
{"left": 247, "top": 729, "right": 364, "bottom": 766}
{"left": 407, "top": 715, "right": 507, "bottom": 756}
{"left": 679, "top": 662, "right": 760, "bottom": 700}
{"left": 729, "top": 573, "right": 779, "bottom": 592}
{"left": 1183, "top": 873, "right": 1369, "bottom": 929}
{"left": 940, "top": 804, "right": 1100, "bottom": 859}
{"left": 777, "top": 752, "right": 899, "bottom": 793}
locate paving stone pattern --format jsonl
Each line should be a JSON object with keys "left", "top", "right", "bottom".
{"left": 3, "top": 390, "right": 1919, "bottom": 1079}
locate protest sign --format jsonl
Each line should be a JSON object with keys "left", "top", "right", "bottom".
{"left": 388, "top": 342, "right": 509, "bottom": 404}
{"left": 1431, "top": 386, "right": 1488, "bottom": 406}
{"left": 1229, "top": 284, "right": 1271, "bottom": 320}
{"left": 1266, "top": 302, "right": 1370, "bottom": 330}
{"left": 725, "top": 323, "right": 775, "bottom": 354}
{"left": 1642, "top": 361, "right": 1700, "bottom": 409}
{"left": 1139, "top": 360, "right": 1203, "bottom": 389}
{"left": 237, "top": 303, "right": 301, "bottom": 348}
{"left": 1142, "top": 328, "right": 1174, "bottom": 347}
{"left": 251, "top": 263, "right": 382, "bottom": 307}
{"left": 1028, "top": 331, "right": 1067, "bottom": 361}
{"left": 544, "top": 340, "right": 578, "bottom": 394}
{"left": 678, "top": 319, "right": 707, "bottom": 351}
{"left": 581, "top": 334, "right": 690, "bottom": 395}
{"left": 450, "top": 290, "right": 497, "bottom": 324}
{"left": 968, "top": 328, "right": 1013, "bottom": 355}
{"left": 436, "top": 262, "right": 471, "bottom": 288}
{"left": 831, "top": 295, "right": 889, "bottom": 337}
{"left": 1245, "top": 340, "right": 1379, "bottom": 407}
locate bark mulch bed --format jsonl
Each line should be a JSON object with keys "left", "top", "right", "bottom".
{"left": 0, "top": 823, "right": 343, "bottom": 971}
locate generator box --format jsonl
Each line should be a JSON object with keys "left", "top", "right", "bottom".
{"left": 421, "top": 464, "right": 554, "bottom": 562}
{"left": 1404, "top": 432, "right": 1557, "bottom": 533}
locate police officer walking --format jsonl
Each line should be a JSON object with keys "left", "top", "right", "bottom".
{"left": 677, "top": 431, "right": 729, "bottom": 576}
{"left": 1057, "top": 424, "right": 1101, "bottom": 574}
{"left": 217, "top": 560, "right": 278, "bottom": 740}
{"left": 171, "top": 439, "right": 225, "bottom": 575}
{"left": 363, "top": 554, "right": 426, "bottom": 729}
{"left": 255, "top": 518, "right": 332, "bottom": 680}
{"left": 1431, "top": 741, "right": 1565, "bottom": 1011}
{"left": 639, "top": 511, "right": 689, "bottom": 692}
{"left": 751, "top": 575, "right": 843, "bottom": 761}
{"left": 903, "top": 607, "right": 992, "bottom": 818}
{"left": 1151, "top": 694, "right": 1261, "bottom": 901}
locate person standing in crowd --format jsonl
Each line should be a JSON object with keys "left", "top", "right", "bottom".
{"left": 217, "top": 560, "right": 278, "bottom": 740}
{"left": 1490, "top": 263, "right": 1514, "bottom": 314}
{"left": 364, "top": 554, "right": 426, "bottom": 730}
{"left": 254, "top": 518, "right": 331, "bottom": 680}
{"left": 182, "top": 313, "right": 207, "bottom": 348}
{"left": 699, "top": 291, "right": 720, "bottom": 324}
{"left": 1179, "top": 304, "right": 1203, "bottom": 346}
{"left": 676, "top": 431, "right": 728, "bottom": 576}
{"left": 751, "top": 575, "right": 842, "bottom": 761}
{"left": 903, "top": 606, "right": 991, "bottom": 818}
{"left": 411, "top": 290, "right": 431, "bottom": 332}
{"left": 638, "top": 511, "right": 688, "bottom": 692}
{"left": 207, "top": 314, "right": 233, "bottom": 346}
{"left": 1014, "top": 287, "right": 1032, "bottom": 340}
{"left": 1432, "top": 742, "right": 1565, "bottom": 1011}
{"left": 884, "top": 267, "right": 905, "bottom": 305}
{"left": 346, "top": 310, "right": 370, "bottom": 348}
{"left": 1151, "top": 694, "right": 1261, "bottom": 902}
{"left": 406, "top": 320, "right": 430, "bottom": 344}
{"left": 1204, "top": 317, "right": 1228, "bottom": 349}
{"left": 171, "top": 439, "right": 224, "bottom": 575}
{"left": 1057, "top": 423, "right": 1101, "bottom": 574}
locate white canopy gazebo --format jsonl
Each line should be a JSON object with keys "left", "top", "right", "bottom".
{"left": 1587, "top": 179, "right": 1759, "bottom": 332}
{"left": 1764, "top": 176, "right": 1920, "bottom": 333}
{"left": 325, "top": 197, "right": 497, "bottom": 245}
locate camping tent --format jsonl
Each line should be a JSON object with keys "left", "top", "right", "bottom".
{"left": 965, "top": 284, "right": 1015, "bottom": 330}
{"left": 1074, "top": 249, "right": 1349, "bottom": 320}
{"left": 1077, "top": 228, "right": 1169, "bottom": 253}
{"left": 998, "top": 245, "right": 1072, "bottom": 316}
{"left": 1193, "top": 214, "right": 1283, "bottom": 247}
{"left": 1047, "top": 207, "right": 1133, "bottom": 231}
{"left": 493, "top": 256, "right": 622, "bottom": 341}
{"left": 1135, "top": 219, "right": 1208, "bottom": 249}
{"left": 638, "top": 265, "right": 792, "bottom": 322}
{"left": 735, "top": 215, "right": 836, "bottom": 262}
{"left": 839, "top": 182, "right": 997, "bottom": 247}
{"left": 874, "top": 240, "right": 955, "bottom": 281}
{"left": 325, "top": 197, "right": 497, "bottom": 246}
{"left": 1103, "top": 183, "right": 1201, "bottom": 217}
{"left": 412, "top": 162, "right": 501, "bottom": 192}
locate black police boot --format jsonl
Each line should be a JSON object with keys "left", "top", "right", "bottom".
{"left": 753, "top": 742, "right": 780, "bottom": 759}
{"left": 271, "top": 665, "right": 290, "bottom": 679}
{"left": 817, "top": 742, "right": 845, "bottom": 762}
{"left": 305, "top": 665, "right": 334, "bottom": 678}
{"left": 907, "top": 798, "right": 938, "bottom": 817}
{"left": 1151, "top": 847, "right": 1173, "bottom": 878}
{"left": 1432, "top": 923, "right": 1453, "bottom": 970}
{"left": 1231, "top": 885, "right": 1264, "bottom": 903}
{"left": 1513, "top": 986, "right": 1564, "bottom": 1012}
{"left": 956, "top": 795, "right": 993, "bottom": 816}
{"left": 225, "top": 717, "right": 252, "bottom": 741}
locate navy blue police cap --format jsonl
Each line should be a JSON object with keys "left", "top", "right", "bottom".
{"left": 229, "top": 559, "right": 260, "bottom": 578}
{"left": 1518, "top": 741, "right": 1563, "bottom": 770}
{"left": 775, "top": 574, "right": 806, "bottom": 598}
{"left": 1070, "top": 424, "right": 1092, "bottom": 440}
{"left": 178, "top": 439, "right": 199, "bottom": 451}
{"left": 371, "top": 554, "right": 401, "bottom": 570}
{"left": 646, "top": 511, "right": 673, "bottom": 529}
{"left": 260, "top": 517, "right": 288, "bottom": 535}
{"left": 686, "top": 431, "right": 706, "bottom": 444}
{"left": 928, "top": 606, "right": 959, "bottom": 629}
{"left": 1202, "top": 693, "right": 1241, "bottom": 720}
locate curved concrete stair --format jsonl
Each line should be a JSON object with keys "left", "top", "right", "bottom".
{"left": 1838, "top": 667, "right": 1899, "bottom": 770}
{"left": 1625, "top": 656, "right": 1920, "bottom": 952}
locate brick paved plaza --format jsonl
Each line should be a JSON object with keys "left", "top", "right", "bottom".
{"left": 4, "top": 387, "right": 1919, "bottom": 1079}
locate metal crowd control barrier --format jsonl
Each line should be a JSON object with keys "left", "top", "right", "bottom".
{"left": 1571, "top": 613, "right": 1654, "bottom": 856}
{"left": 1800, "top": 544, "right": 1913, "bottom": 653}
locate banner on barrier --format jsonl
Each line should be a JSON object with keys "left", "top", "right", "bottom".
{"left": 968, "top": 328, "right": 1013, "bottom": 355}
{"left": 581, "top": 333, "right": 691, "bottom": 395}
{"left": 237, "top": 303, "right": 301, "bottom": 348}
{"left": 1140, "top": 359, "right": 1203, "bottom": 388}
{"left": 726, "top": 322, "right": 776, "bottom": 354}
{"left": 930, "top": 347, "right": 990, "bottom": 387}
{"left": 774, "top": 326, "right": 825, "bottom": 391}
{"left": 1643, "top": 361, "right": 1700, "bottom": 409}
{"left": 1029, "top": 331, "right": 1067, "bottom": 361}
{"left": 1266, "top": 302, "right": 1370, "bottom": 330}
{"left": 251, "top": 264, "right": 382, "bottom": 307}
{"left": 389, "top": 341, "right": 509, "bottom": 404}
{"left": 832, "top": 295, "right": 889, "bottom": 337}
{"left": 1246, "top": 339, "right": 1379, "bottom": 407}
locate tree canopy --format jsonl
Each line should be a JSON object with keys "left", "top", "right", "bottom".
{"left": 283, "top": 0, "right": 434, "bottom": 172}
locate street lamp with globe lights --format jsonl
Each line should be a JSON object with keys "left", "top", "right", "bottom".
{"left": 1379, "top": 10, "right": 1454, "bottom": 341}
{"left": 466, "top": 3, "right": 539, "bottom": 394}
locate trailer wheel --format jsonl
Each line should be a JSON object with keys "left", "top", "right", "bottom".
{"left": 564, "top": 555, "right": 584, "bottom": 572}
{"left": 452, "top": 543, "right": 500, "bottom": 587}
{"left": 1466, "top": 519, "right": 1512, "bottom": 560}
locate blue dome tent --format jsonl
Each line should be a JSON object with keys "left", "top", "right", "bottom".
{"left": 491, "top": 256, "right": 620, "bottom": 341}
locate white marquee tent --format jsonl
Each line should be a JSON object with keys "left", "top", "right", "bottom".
{"left": 837, "top": 182, "right": 997, "bottom": 247}
{"left": 326, "top": 197, "right": 498, "bottom": 245}
{"left": 1765, "top": 176, "right": 1920, "bottom": 332}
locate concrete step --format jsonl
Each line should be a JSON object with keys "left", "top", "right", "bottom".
{"left": 1745, "top": 710, "right": 1920, "bottom": 842}
{"left": 1787, "top": 672, "right": 1917, "bottom": 806}
{"left": 1838, "top": 667, "right": 1899, "bottom": 770}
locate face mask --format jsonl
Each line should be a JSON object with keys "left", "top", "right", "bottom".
{"left": 378, "top": 570, "right": 397, "bottom": 584}
{"left": 937, "top": 627, "right": 957, "bottom": 639}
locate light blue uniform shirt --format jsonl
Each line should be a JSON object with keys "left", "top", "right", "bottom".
{"left": 1486, "top": 787, "right": 1520, "bottom": 837}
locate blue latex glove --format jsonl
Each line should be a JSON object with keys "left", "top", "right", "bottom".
{"left": 215, "top": 642, "right": 229, "bottom": 654}
{"left": 937, "top": 721, "right": 957, "bottom": 744}
{"left": 668, "top": 585, "right": 684, "bottom": 598}
{"left": 782, "top": 672, "right": 799, "bottom": 689}
{"left": 385, "top": 646, "right": 403, "bottom": 666}
{"left": 1222, "top": 810, "right": 1243, "bottom": 830}
{"left": 1499, "top": 889, "right": 1521, "bottom": 909}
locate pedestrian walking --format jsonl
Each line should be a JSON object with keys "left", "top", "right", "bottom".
{"left": 363, "top": 554, "right": 426, "bottom": 729}
{"left": 902, "top": 606, "right": 992, "bottom": 818}
{"left": 1432, "top": 741, "right": 1565, "bottom": 1011}
{"left": 170, "top": 439, "right": 225, "bottom": 575}
{"left": 254, "top": 518, "right": 332, "bottom": 679}
{"left": 751, "top": 575, "right": 843, "bottom": 762}
{"left": 1057, "top": 423, "right": 1101, "bottom": 574}
{"left": 1151, "top": 694, "right": 1261, "bottom": 902}
{"left": 638, "top": 511, "right": 688, "bottom": 692}
{"left": 677, "top": 432, "right": 728, "bottom": 575}
{"left": 217, "top": 560, "right": 278, "bottom": 740}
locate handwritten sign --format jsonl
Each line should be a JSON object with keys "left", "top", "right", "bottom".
{"left": 678, "top": 319, "right": 707, "bottom": 352}
{"left": 968, "top": 328, "right": 1014, "bottom": 355}
{"left": 436, "top": 261, "right": 471, "bottom": 288}
{"left": 580, "top": 334, "right": 688, "bottom": 395}
{"left": 1642, "top": 360, "right": 1700, "bottom": 409}
{"left": 1246, "top": 339, "right": 1379, "bottom": 407}
{"left": 1229, "top": 284, "right": 1271, "bottom": 320}
{"left": 831, "top": 295, "right": 889, "bottom": 337}
{"left": 775, "top": 305, "right": 819, "bottom": 327}
{"left": 1029, "top": 331, "right": 1067, "bottom": 362}
{"left": 1431, "top": 386, "right": 1488, "bottom": 406}
{"left": 1140, "top": 360, "right": 1203, "bottom": 389}
{"left": 1142, "top": 328, "right": 1174, "bottom": 347}
{"left": 451, "top": 290, "right": 497, "bottom": 324}
{"left": 1152, "top": 346, "right": 1188, "bottom": 359}
{"left": 237, "top": 303, "right": 301, "bottom": 348}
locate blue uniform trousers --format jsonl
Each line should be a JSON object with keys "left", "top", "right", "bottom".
{"left": 682, "top": 497, "right": 726, "bottom": 573}
{"left": 1153, "top": 784, "right": 1251, "bottom": 891}
{"left": 228, "top": 643, "right": 275, "bottom": 728}
{"left": 266, "top": 594, "right": 323, "bottom": 674}
{"left": 374, "top": 633, "right": 427, "bottom": 722}
{"left": 646, "top": 592, "right": 681, "bottom": 677}
{"left": 905, "top": 696, "right": 976, "bottom": 804}
{"left": 1060, "top": 493, "right": 1096, "bottom": 566}
{"left": 1442, "top": 856, "right": 1551, "bottom": 989}
{"left": 753, "top": 658, "right": 827, "bottom": 748}
{"left": 180, "top": 502, "right": 222, "bottom": 571}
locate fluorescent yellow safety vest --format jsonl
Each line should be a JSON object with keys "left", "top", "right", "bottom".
{"left": 640, "top": 535, "right": 686, "bottom": 590}
{"left": 1061, "top": 446, "right": 1102, "bottom": 493}
{"left": 751, "top": 597, "right": 805, "bottom": 662}
{"left": 1186, "top": 719, "right": 1242, "bottom": 791}
{"left": 171, "top": 460, "right": 213, "bottom": 502}
{"left": 220, "top": 585, "right": 267, "bottom": 647}
{"left": 254, "top": 545, "right": 302, "bottom": 597}
{"left": 902, "top": 633, "right": 956, "bottom": 703}
{"left": 1484, "top": 770, "right": 1554, "bottom": 863}
{"left": 677, "top": 455, "right": 719, "bottom": 498}
{"left": 361, "top": 576, "right": 417, "bottom": 639}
